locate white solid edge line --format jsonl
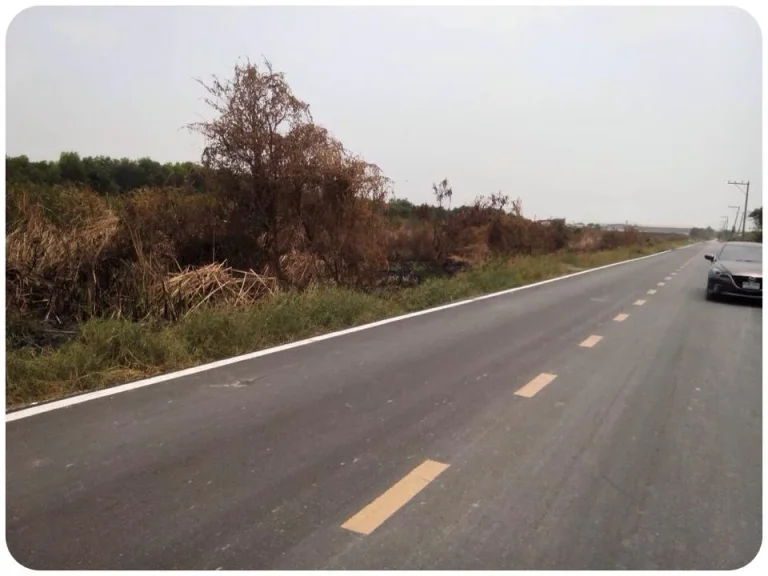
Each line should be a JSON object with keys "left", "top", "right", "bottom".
{"left": 7, "top": 243, "right": 701, "bottom": 422}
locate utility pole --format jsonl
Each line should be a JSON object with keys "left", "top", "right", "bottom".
{"left": 727, "top": 180, "right": 750, "bottom": 238}
{"left": 728, "top": 205, "right": 741, "bottom": 240}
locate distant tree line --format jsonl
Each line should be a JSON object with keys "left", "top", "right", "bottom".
{"left": 5, "top": 153, "right": 457, "bottom": 220}
{"left": 6, "top": 152, "right": 208, "bottom": 195}
{"left": 5, "top": 153, "right": 484, "bottom": 226}
{"left": 689, "top": 226, "right": 716, "bottom": 240}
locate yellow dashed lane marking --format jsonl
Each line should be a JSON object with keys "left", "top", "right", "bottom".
{"left": 614, "top": 313, "right": 629, "bottom": 322}
{"left": 342, "top": 459, "right": 449, "bottom": 535}
{"left": 647, "top": 289, "right": 657, "bottom": 295}
{"left": 580, "top": 335, "right": 603, "bottom": 348}
{"left": 514, "top": 372, "right": 558, "bottom": 398}
{"left": 634, "top": 299, "right": 646, "bottom": 306}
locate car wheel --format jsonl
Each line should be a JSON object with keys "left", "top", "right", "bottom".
{"left": 705, "top": 283, "right": 717, "bottom": 301}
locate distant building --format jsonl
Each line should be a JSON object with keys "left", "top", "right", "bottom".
{"left": 637, "top": 226, "right": 690, "bottom": 236}
{"left": 601, "top": 223, "right": 690, "bottom": 236}
{"left": 537, "top": 218, "right": 566, "bottom": 227}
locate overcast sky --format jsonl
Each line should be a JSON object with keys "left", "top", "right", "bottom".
{"left": 6, "top": 6, "right": 761, "bottom": 227}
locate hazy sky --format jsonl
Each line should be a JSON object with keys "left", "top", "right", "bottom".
{"left": 6, "top": 6, "right": 761, "bottom": 227}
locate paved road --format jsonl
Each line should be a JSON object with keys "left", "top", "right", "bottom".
{"left": 6, "top": 242, "right": 761, "bottom": 570}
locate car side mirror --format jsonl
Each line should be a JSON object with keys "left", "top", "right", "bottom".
{"left": 704, "top": 254, "right": 715, "bottom": 262}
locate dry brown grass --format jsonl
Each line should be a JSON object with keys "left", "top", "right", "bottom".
{"left": 6, "top": 188, "right": 122, "bottom": 323}
{"left": 150, "top": 262, "right": 278, "bottom": 319}
{"left": 6, "top": 179, "right": 672, "bottom": 343}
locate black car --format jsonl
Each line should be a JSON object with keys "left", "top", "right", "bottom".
{"left": 704, "top": 241, "right": 762, "bottom": 301}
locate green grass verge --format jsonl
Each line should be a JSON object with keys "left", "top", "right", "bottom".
{"left": 5, "top": 241, "right": 688, "bottom": 408}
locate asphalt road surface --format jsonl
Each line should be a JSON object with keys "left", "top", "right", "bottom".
{"left": 6, "top": 242, "right": 761, "bottom": 570}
